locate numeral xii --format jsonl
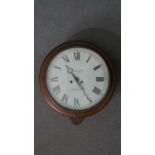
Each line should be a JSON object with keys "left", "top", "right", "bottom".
{"left": 74, "top": 51, "right": 80, "bottom": 60}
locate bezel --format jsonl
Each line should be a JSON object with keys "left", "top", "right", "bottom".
{"left": 39, "top": 41, "right": 116, "bottom": 118}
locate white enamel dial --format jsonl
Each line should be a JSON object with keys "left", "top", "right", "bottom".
{"left": 46, "top": 47, "right": 110, "bottom": 111}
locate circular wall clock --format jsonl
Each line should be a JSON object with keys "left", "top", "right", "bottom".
{"left": 39, "top": 41, "right": 116, "bottom": 124}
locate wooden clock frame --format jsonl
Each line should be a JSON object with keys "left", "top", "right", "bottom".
{"left": 39, "top": 41, "right": 116, "bottom": 120}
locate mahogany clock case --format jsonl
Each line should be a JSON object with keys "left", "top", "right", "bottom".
{"left": 39, "top": 41, "right": 116, "bottom": 118}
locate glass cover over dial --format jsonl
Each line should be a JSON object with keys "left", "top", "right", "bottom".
{"left": 46, "top": 47, "right": 110, "bottom": 111}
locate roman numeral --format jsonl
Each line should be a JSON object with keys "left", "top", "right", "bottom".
{"left": 74, "top": 98, "right": 79, "bottom": 106}
{"left": 50, "top": 77, "right": 58, "bottom": 81}
{"left": 74, "top": 51, "right": 80, "bottom": 60}
{"left": 62, "top": 55, "right": 70, "bottom": 62}
{"left": 53, "top": 66, "right": 61, "bottom": 69}
{"left": 96, "top": 77, "right": 104, "bottom": 82}
{"left": 92, "top": 87, "right": 101, "bottom": 95}
{"left": 52, "top": 85, "right": 61, "bottom": 95}
{"left": 61, "top": 94, "right": 68, "bottom": 103}
{"left": 86, "top": 55, "right": 91, "bottom": 63}
{"left": 93, "top": 65, "right": 101, "bottom": 71}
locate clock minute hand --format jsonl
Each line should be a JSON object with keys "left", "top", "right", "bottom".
{"left": 66, "top": 65, "right": 92, "bottom": 103}
{"left": 79, "top": 84, "right": 92, "bottom": 103}
{"left": 73, "top": 75, "right": 92, "bottom": 103}
{"left": 72, "top": 75, "right": 92, "bottom": 103}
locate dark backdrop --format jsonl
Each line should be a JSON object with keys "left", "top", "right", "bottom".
{"left": 35, "top": 0, "right": 121, "bottom": 155}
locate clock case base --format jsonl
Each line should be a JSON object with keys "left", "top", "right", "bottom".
{"left": 70, "top": 117, "right": 85, "bottom": 125}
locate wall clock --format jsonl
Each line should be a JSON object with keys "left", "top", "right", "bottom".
{"left": 39, "top": 41, "right": 116, "bottom": 125}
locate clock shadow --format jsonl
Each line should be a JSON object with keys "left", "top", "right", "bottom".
{"left": 68, "top": 28, "right": 121, "bottom": 93}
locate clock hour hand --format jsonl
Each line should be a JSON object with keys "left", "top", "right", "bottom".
{"left": 66, "top": 65, "right": 74, "bottom": 74}
{"left": 71, "top": 72, "right": 81, "bottom": 85}
{"left": 66, "top": 65, "right": 80, "bottom": 82}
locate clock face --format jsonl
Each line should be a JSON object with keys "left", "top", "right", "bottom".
{"left": 45, "top": 47, "right": 110, "bottom": 111}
